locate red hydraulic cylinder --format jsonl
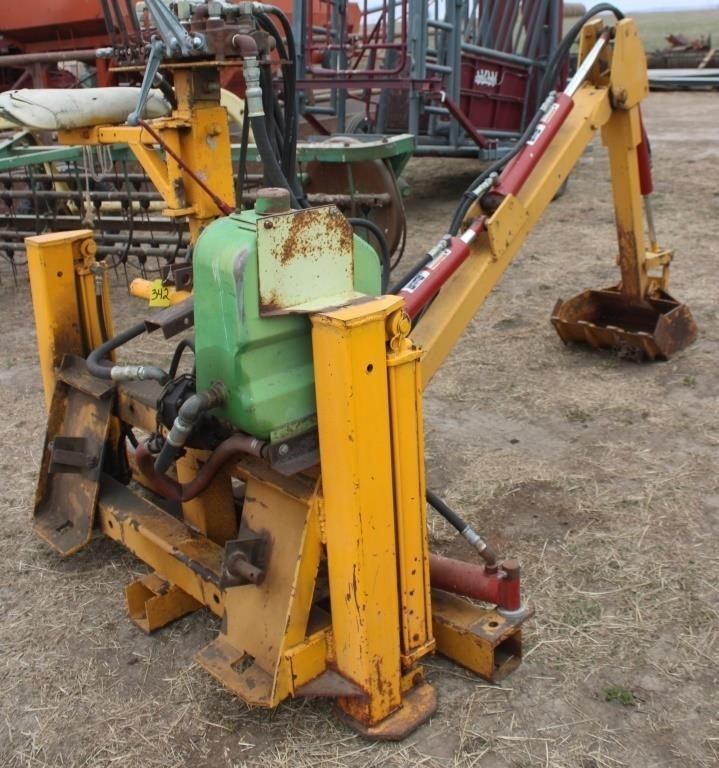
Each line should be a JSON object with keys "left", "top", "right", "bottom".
{"left": 399, "top": 218, "right": 486, "bottom": 319}
{"left": 493, "top": 92, "right": 574, "bottom": 198}
{"left": 429, "top": 554, "right": 522, "bottom": 611}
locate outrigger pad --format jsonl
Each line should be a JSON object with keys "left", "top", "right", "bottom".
{"left": 33, "top": 356, "right": 115, "bottom": 556}
{"left": 551, "top": 287, "right": 697, "bottom": 361}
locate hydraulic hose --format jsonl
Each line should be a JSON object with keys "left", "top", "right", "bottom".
{"left": 244, "top": 55, "right": 299, "bottom": 206}
{"left": 136, "top": 434, "right": 267, "bottom": 502}
{"left": 86, "top": 321, "right": 169, "bottom": 384}
{"left": 426, "top": 489, "right": 497, "bottom": 565}
{"left": 347, "top": 217, "right": 390, "bottom": 293}
{"left": 250, "top": 113, "right": 298, "bottom": 204}
{"left": 168, "top": 336, "right": 195, "bottom": 378}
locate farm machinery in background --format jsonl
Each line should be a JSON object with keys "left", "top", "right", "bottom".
{"left": 0, "top": 0, "right": 564, "bottom": 280}
{"left": 18, "top": 0, "right": 696, "bottom": 740}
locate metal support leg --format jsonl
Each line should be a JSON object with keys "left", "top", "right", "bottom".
{"left": 311, "top": 296, "right": 436, "bottom": 738}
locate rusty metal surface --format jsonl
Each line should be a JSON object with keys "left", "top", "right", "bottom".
{"left": 257, "top": 205, "right": 362, "bottom": 315}
{"left": 195, "top": 636, "right": 275, "bottom": 706}
{"left": 143, "top": 296, "right": 194, "bottom": 338}
{"left": 98, "top": 474, "right": 226, "bottom": 612}
{"left": 335, "top": 680, "right": 437, "bottom": 741}
{"left": 303, "top": 153, "right": 405, "bottom": 255}
{"left": 33, "top": 356, "right": 114, "bottom": 556}
{"left": 551, "top": 287, "right": 697, "bottom": 360}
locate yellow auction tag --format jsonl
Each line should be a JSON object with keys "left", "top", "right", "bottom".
{"left": 149, "top": 279, "right": 171, "bottom": 308}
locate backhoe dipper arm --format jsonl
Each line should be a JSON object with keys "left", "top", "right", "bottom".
{"left": 409, "top": 18, "right": 692, "bottom": 383}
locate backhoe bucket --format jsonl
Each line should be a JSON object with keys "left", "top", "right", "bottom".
{"left": 551, "top": 287, "right": 697, "bottom": 361}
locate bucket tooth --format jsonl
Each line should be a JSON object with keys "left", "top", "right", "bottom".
{"left": 551, "top": 287, "right": 697, "bottom": 361}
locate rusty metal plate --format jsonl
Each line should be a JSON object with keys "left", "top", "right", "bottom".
{"left": 33, "top": 356, "right": 114, "bottom": 556}
{"left": 257, "top": 205, "right": 363, "bottom": 315}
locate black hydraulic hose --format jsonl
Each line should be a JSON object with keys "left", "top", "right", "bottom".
{"left": 539, "top": 3, "right": 625, "bottom": 99}
{"left": 153, "top": 383, "right": 227, "bottom": 474}
{"left": 155, "top": 74, "right": 178, "bottom": 111}
{"left": 256, "top": 9, "right": 306, "bottom": 206}
{"left": 256, "top": 14, "right": 291, "bottom": 160}
{"left": 236, "top": 97, "right": 250, "bottom": 207}
{"left": 95, "top": 292, "right": 109, "bottom": 344}
{"left": 447, "top": 4, "right": 626, "bottom": 236}
{"left": 260, "top": 64, "right": 280, "bottom": 158}
{"left": 86, "top": 321, "right": 169, "bottom": 383}
{"left": 347, "top": 217, "right": 390, "bottom": 293}
{"left": 87, "top": 321, "right": 145, "bottom": 378}
{"left": 427, "top": 490, "right": 470, "bottom": 535}
{"left": 260, "top": 7, "right": 298, "bottom": 170}
{"left": 249, "top": 113, "right": 299, "bottom": 208}
{"left": 426, "top": 490, "right": 497, "bottom": 565}
{"left": 169, "top": 336, "right": 195, "bottom": 378}
{"left": 389, "top": 234, "right": 452, "bottom": 295}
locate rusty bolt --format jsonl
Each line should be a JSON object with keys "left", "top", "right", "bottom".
{"left": 263, "top": 220, "right": 274, "bottom": 229}
{"left": 615, "top": 88, "right": 628, "bottom": 105}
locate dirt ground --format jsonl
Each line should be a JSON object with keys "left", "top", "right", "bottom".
{"left": 1, "top": 91, "right": 717, "bottom": 768}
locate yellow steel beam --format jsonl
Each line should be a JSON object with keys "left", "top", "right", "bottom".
{"left": 98, "top": 475, "right": 226, "bottom": 614}
{"left": 601, "top": 105, "right": 647, "bottom": 298}
{"left": 386, "top": 332, "right": 435, "bottom": 667}
{"left": 311, "top": 296, "right": 404, "bottom": 725}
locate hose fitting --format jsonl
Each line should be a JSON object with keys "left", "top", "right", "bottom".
{"left": 154, "top": 382, "right": 228, "bottom": 474}
{"left": 110, "top": 364, "right": 169, "bottom": 384}
{"left": 243, "top": 56, "right": 264, "bottom": 118}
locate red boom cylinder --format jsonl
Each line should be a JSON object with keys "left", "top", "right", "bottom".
{"left": 429, "top": 554, "right": 522, "bottom": 611}
{"left": 493, "top": 92, "right": 574, "bottom": 198}
{"left": 399, "top": 218, "right": 485, "bottom": 319}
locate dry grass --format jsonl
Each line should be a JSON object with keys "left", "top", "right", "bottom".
{"left": 1, "top": 91, "right": 718, "bottom": 767}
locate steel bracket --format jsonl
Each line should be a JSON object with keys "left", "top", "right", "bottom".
{"left": 220, "top": 530, "right": 270, "bottom": 588}
{"left": 431, "top": 589, "right": 532, "bottom": 682}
